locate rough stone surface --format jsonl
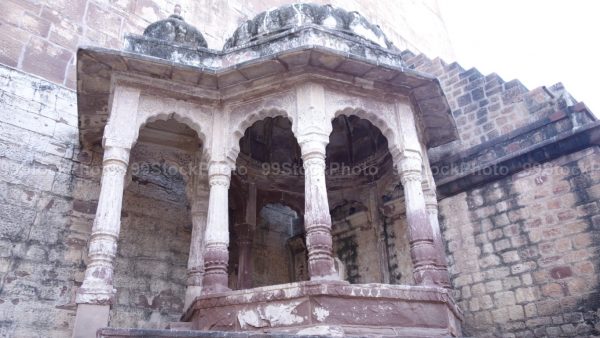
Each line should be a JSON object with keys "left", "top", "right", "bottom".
{"left": 112, "top": 141, "right": 194, "bottom": 328}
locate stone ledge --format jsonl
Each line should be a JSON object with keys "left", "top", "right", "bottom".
{"left": 433, "top": 118, "right": 600, "bottom": 197}
{"left": 97, "top": 327, "right": 321, "bottom": 337}
{"left": 97, "top": 326, "right": 456, "bottom": 338}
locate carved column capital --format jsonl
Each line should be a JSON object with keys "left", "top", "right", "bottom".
{"left": 208, "top": 162, "right": 232, "bottom": 188}
{"left": 100, "top": 146, "right": 130, "bottom": 180}
{"left": 397, "top": 152, "right": 423, "bottom": 185}
{"left": 299, "top": 132, "right": 329, "bottom": 162}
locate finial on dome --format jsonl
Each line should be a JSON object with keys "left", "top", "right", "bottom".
{"left": 174, "top": 4, "right": 181, "bottom": 16}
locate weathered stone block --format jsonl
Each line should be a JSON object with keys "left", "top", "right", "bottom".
{"left": 22, "top": 36, "right": 72, "bottom": 84}
{"left": 494, "top": 291, "right": 516, "bottom": 307}
{"left": 515, "top": 287, "right": 538, "bottom": 304}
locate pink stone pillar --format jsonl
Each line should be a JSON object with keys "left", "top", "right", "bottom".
{"left": 235, "top": 223, "right": 253, "bottom": 289}
{"left": 202, "top": 162, "right": 232, "bottom": 294}
{"left": 398, "top": 153, "right": 439, "bottom": 286}
{"left": 76, "top": 145, "right": 130, "bottom": 305}
{"left": 301, "top": 137, "right": 338, "bottom": 280}
{"left": 424, "top": 189, "right": 451, "bottom": 288}
{"left": 184, "top": 196, "right": 208, "bottom": 310}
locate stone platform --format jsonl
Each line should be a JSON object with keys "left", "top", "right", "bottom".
{"left": 178, "top": 281, "right": 463, "bottom": 337}
{"left": 98, "top": 281, "right": 462, "bottom": 337}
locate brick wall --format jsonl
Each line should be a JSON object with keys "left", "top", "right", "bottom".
{"left": 0, "top": 0, "right": 453, "bottom": 90}
{"left": 439, "top": 147, "right": 600, "bottom": 337}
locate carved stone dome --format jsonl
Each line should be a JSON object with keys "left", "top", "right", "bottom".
{"left": 143, "top": 5, "right": 208, "bottom": 48}
{"left": 224, "top": 3, "right": 394, "bottom": 50}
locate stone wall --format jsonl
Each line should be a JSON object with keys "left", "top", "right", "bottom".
{"left": 331, "top": 210, "right": 382, "bottom": 284}
{"left": 252, "top": 204, "right": 298, "bottom": 287}
{"left": 402, "top": 50, "right": 600, "bottom": 336}
{"left": 439, "top": 147, "right": 600, "bottom": 337}
{"left": 382, "top": 212, "right": 415, "bottom": 286}
{"left": 0, "top": 64, "right": 196, "bottom": 335}
{"left": 0, "top": 63, "right": 81, "bottom": 337}
{"left": 0, "top": 0, "right": 453, "bottom": 90}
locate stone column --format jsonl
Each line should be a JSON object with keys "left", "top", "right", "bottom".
{"left": 201, "top": 162, "right": 232, "bottom": 294}
{"left": 300, "top": 135, "right": 338, "bottom": 280}
{"left": 368, "top": 183, "right": 390, "bottom": 283}
{"left": 74, "top": 144, "right": 130, "bottom": 337}
{"left": 184, "top": 176, "right": 209, "bottom": 310}
{"left": 424, "top": 189, "right": 451, "bottom": 288}
{"left": 236, "top": 182, "right": 256, "bottom": 289}
{"left": 397, "top": 152, "right": 439, "bottom": 286}
{"left": 235, "top": 223, "right": 253, "bottom": 289}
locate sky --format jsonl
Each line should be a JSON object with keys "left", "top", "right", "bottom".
{"left": 438, "top": 0, "right": 599, "bottom": 114}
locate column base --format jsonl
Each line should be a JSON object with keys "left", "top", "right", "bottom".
{"left": 202, "top": 284, "right": 231, "bottom": 295}
{"left": 184, "top": 285, "right": 203, "bottom": 312}
{"left": 310, "top": 273, "right": 340, "bottom": 281}
{"left": 73, "top": 303, "right": 110, "bottom": 338}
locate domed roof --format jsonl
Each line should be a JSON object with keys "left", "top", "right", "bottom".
{"left": 143, "top": 5, "right": 207, "bottom": 48}
{"left": 224, "top": 3, "right": 393, "bottom": 50}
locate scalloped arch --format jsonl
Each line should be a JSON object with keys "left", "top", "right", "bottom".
{"left": 135, "top": 111, "right": 208, "bottom": 149}
{"left": 229, "top": 108, "right": 297, "bottom": 163}
{"left": 332, "top": 107, "right": 402, "bottom": 158}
